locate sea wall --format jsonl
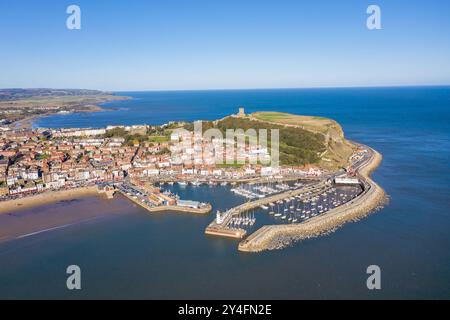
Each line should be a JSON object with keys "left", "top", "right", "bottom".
{"left": 238, "top": 150, "right": 385, "bottom": 252}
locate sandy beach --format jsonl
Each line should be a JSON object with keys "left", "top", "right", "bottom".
{"left": 0, "top": 186, "right": 99, "bottom": 215}
{"left": 0, "top": 191, "right": 138, "bottom": 243}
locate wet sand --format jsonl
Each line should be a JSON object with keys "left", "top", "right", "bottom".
{"left": 0, "top": 194, "right": 137, "bottom": 243}
{"left": 0, "top": 186, "right": 98, "bottom": 215}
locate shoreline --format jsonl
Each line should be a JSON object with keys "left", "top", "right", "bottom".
{"left": 14, "top": 106, "right": 115, "bottom": 129}
{"left": 238, "top": 148, "right": 386, "bottom": 252}
{"left": 0, "top": 150, "right": 385, "bottom": 250}
{"left": 0, "top": 191, "right": 136, "bottom": 244}
{"left": 9, "top": 95, "right": 131, "bottom": 130}
{"left": 0, "top": 186, "right": 99, "bottom": 215}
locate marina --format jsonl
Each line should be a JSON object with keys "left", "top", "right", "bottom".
{"left": 205, "top": 181, "right": 363, "bottom": 239}
{"left": 205, "top": 179, "right": 328, "bottom": 237}
{"left": 204, "top": 145, "right": 376, "bottom": 248}
{"left": 238, "top": 147, "right": 385, "bottom": 252}
{"left": 265, "top": 186, "right": 363, "bottom": 223}
{"left": 230, "top": 182, "right": 294, "bottom": 200}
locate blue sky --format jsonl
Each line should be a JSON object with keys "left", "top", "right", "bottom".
{"left": 0, "top": 0, "right": 449, "bottom": 91}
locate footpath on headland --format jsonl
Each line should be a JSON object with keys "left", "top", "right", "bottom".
{"left": 238, "top": 148, "right": 385, "bottom": 252}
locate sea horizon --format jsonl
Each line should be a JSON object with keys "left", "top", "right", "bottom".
{"left": 2, "top": 0, "right": 450, "bottom": 305}
{"left": 33, "top": 86, "right": 450, "bottom": 130}
{"left": 4, "top": 83, "right": 450, "bottom": 95}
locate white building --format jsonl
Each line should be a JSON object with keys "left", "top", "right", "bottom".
{"left": 335, "top": 177, "right": 360, "bottom": 185}
{"left": 144, "top": 169, "right": 160, "bottom": 176}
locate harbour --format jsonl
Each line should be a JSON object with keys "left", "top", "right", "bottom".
{"left": 238, "top": 147, "right": 385, "bottom": 252}
{"left": 113, "top": 182, "right": 212, "bottom": 214}
{"left": 204, "top": 145, "right": 379, "bottom": 251}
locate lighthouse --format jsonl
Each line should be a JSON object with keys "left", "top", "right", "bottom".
{"left": 216, "top": 210, "right": 225, "bottom": 224}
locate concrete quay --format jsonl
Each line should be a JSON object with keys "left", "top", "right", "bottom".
{"left": 205, "top": 227, "right": 247, "bottom": 239}
{"left": 118, "top": 190, "right": 212, "bottom": 214}
{"left": 147, "top": 203, "right": 212, "bottom": 214}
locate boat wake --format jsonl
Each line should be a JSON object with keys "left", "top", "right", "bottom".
{"left": 15, "top": 216, "right": 106, "bottom": 240}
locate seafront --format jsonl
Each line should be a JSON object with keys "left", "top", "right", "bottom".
{"left": 238, "top": 148, "right": 385, "bottom": 252}
{"left": 0, "top": 185, "right": 99, "bottom": 214}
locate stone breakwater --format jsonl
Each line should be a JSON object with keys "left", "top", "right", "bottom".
{"left": 238, "top": 149, "right": 385, "bottom": 252}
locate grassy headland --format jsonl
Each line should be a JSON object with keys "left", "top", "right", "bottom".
{"left": 199, "top": 112, "right": 356, "bottom": 169}
{"left": 250, "top": 112, "right": 357, "bottom": 170}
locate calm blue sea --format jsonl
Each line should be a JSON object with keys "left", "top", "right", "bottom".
{"left": 2, "top": 87, "right": 449, "bottom": 299}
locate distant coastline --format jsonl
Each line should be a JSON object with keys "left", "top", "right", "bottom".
{"left": 26, "top": 95, "right": 131, "bottom": 130}
{"left": 0, "top": 89, "right": 131, "bottom": 130}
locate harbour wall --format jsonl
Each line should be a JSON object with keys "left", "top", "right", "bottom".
{"left": 118, "top": 190, "right": 212, "bottom": 214}
{"left": 238, "top": 149, "right": 385, "bottom": 252}
{"left": 204, "top": 181, "right": 330, "bottom": 239}
{"left": 147, "top": 204, "right": 212, "bottom": 214}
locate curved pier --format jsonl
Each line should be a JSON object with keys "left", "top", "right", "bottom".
{"left": 204, "top": 181, "right": 331, "bottom": 239}
{"left": 238, "top": 148, "right": 385, "bottom": 252}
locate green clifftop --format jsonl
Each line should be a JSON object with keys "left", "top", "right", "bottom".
{"left": 250, "top": 112, "right": 356, "bottom": 169}
{"left": 198, "top": 111, "right": 356, "bottom": 169}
